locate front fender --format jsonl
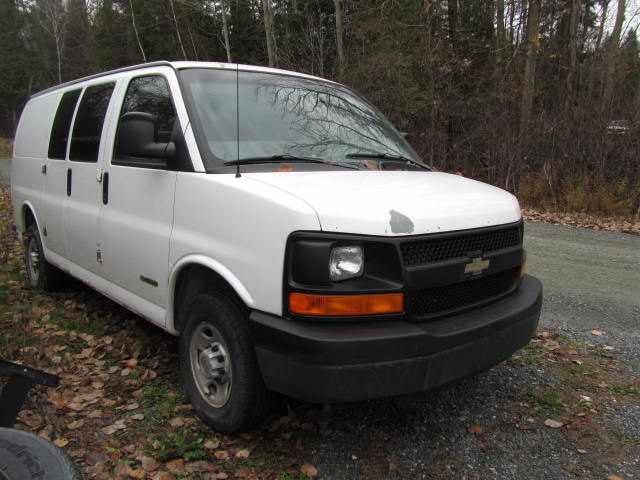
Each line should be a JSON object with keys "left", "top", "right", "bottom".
{"left": 166, "top": 254, "right": 255, "bottom": 334}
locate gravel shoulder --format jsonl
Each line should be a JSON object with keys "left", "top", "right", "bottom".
{"left": 526, "top": 221, "right": 640, "bottom": 371}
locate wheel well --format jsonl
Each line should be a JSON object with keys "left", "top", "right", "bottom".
{"left": 23, "top": 205, "right": 36, "bottom": 231}
{"left": 173, "top": 264, "right": 247, "bottom": 334}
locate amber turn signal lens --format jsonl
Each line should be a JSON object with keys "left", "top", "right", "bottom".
{"left": 289, "top": 292, "right": 404, "bottom": 316}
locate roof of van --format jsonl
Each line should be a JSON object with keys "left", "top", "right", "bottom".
{"left": 30, "top": 60, "right": 339, "bottom": 99}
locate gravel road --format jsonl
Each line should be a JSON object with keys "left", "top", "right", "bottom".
{"left": 1, "top": 158, "right": 638, "bottom": 478}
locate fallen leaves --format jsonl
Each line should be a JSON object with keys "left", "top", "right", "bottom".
{"left": 300, "top": 463, "right": 318, "bottom": 478}
{"left": 522, "top": 208, "right": 640, "bottom": 236}
{"left": 544, "top": 419, "right": 564, "bottom": 429}
{"left": 214, "top": 450, "right": 230, "bottom": 460}
{"left": 235, "top": 449, "right": 250, "bottom": 459}
{"left": 165, "top": 459, "right": 185, "bottom": 475}
{"left": 66, "top": 419, "right": 84, "bottom": 430}
{"left": 102, "top": 420, "right": 127, "bottom": 435}
{"left": 467, "top": 424, "right": 484, "bottom": 435}
{"left": 168, "top": 417, "right": 185, "bottom": 428}
{"left": 204, "top": 439, "right": 221, "bottom": 450}
{"left": 53, "top": 437, "right": 69, "bottom": 448}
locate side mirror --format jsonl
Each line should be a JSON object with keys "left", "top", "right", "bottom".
{"left": 117, "top": 112, "right": 175, "bottom": 160}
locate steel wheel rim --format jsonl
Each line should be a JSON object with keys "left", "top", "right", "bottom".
{"left": 27, "top": 237, "right": 40, "bottom": 284}
{"left": 189, "top": 322, "right": 232, "bottom": 408}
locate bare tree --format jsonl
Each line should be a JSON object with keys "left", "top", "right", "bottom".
{"left": 564, "top": 0, "right": 579, "bottom": 109}
{"left": 129, "top": 0, "right": 146, "bottom": 62}
{"left": 220, "top": 0, "right": 232, "bottom": 62}
{"left": 262, "top": 0, "right": 277, "bottom": 67}
{"left": 36, "top": 0, "right": 66, "bottom": 83}
{"left": 448, "top": 0, "right": 458, "bottom": 50}
{"left": 601, "top": 0, "right": 625, "bottom": 114}
{"left": 495, "top": 0, "right": 506, "bottom": 77}
{"left": 520, "top": 0, "right": 541, "bottom": 134}
{"left": 169, "top": 0, "right": 187, "bottom": 59}
{"left": 334, "top": 0, "right": 345, "bottom": 81}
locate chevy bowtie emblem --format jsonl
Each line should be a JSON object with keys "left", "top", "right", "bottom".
{"left": 465, "top": 257, "right": 490, "bottom": 275}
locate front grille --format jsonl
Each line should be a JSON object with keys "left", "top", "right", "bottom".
{"left": 400, "top": 224, "right": 522, "bottom": 267}
{"left": 406, "top": 268, "right": 520, "bottom": 319}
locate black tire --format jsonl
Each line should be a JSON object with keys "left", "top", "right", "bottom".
{"left": 179, "top": 292, "right": 269, "bottom": 433}
{"left": 0, "top": 427, "right": 81, "bottom": 480}
{"left": 23, "top": 225, "right": 65, "bottom": 292}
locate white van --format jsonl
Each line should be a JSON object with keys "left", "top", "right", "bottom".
{"left": 11, "top": 61, "right": 542, "bottom": 432}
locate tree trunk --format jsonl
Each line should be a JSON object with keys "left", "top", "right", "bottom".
{"left": 601, "top": 0, "right": 625, "bottom": 114}
{"left": 129, "top": 0, "right": 146, "bottom": 62}
{"left": 508, "top": 0, "right": 515, "bottom": 43}
{"left": 334, "top": 0, "right": 345, "bottom": 81}
{"left": 594, "top": 0, "right": 608, "bottom": 50}
{"left": 519, "top": 0, "right": 541, "bottom": 134}
{"left": 262, "top": 0, "right": 276, "bottom": 67}
{"left": 448, "top": 0, "right": 457, "bottom": 51}
{"left": 587, "top": 0, "right": 608, "bottom": 99}
{"left": 564, "top": 0, "right": 579, "bottom": 110}
{"left": 221, "top": 0, "right": 232, "bottom": 62}
{"left": 55, "top": 34, "right": 62, "bottom": 83}
{"left": 495, "top": 0, "right": 505, "bottom": 76}
{"left": 169, "top": 0, "right": 187, "bottom": 59}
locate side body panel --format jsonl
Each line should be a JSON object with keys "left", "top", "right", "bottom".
{"left": 11, "top": 94, "right": 59, "bottom": 237}
{"left": 167, "top": 173, "right": 321, "bottom": 331}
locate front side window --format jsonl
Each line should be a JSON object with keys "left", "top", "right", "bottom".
{"left": 69, "top": 83, "right": 115, "bottom": 162}
{"left": 179, "top": 69, "right": 424, "bottom": 171}
{"left": 48, "top": 89, "right": 81, "bottom": 160}
{"left": 113, "top": 75, "right": 178, "bottom": 168}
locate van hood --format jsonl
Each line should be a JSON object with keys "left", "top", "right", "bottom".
{"left": 246, "top": 171, "right": 522, "bottom": 236}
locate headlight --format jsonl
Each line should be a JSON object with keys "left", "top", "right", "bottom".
{"left": 329, "top": 245, "right": 364, "bottom": 281}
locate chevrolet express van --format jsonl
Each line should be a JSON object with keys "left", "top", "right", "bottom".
{"left": 11, "top": 61, "right": 542, "bottom": 432}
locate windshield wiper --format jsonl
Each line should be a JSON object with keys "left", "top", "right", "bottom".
{"left": 224, "top": 154, "right": 357, "bottom": 169}
{"left": 345, "top": 152, "right": 430, "bottom": 170}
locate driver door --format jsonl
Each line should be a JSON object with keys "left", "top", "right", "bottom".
{"left": 98, "top": 71, "right": 182, "bottom": 312}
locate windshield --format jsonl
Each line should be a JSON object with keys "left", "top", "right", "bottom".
{"left": 179, "top": 68, "right": 425, "bottom": 171}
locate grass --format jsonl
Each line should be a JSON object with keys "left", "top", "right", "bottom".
{"left": 510, "top": 341, "right": 546, "bottom": 366}
{"left": 0, "top": 137, "right": 11, "bottom": 157}
{"left": 609, "top": 384, "right": 640, "bottom": 398}
{"left": 523, "top": 387, "right": 564, "bottom": 417}
{"left": 0, "top": 284, "right": 8, "bottom": 304}
{"left": 144, "top": 430, "right": 207, "bottom": 462}
{"left": 279, "top": 473, "right": 310, "bottom": 480}
{"left": 45, "top": 303, "right": 104, "bottom": 336}
{"left": 138, "top": 379, "right": 183, "bottom": 425}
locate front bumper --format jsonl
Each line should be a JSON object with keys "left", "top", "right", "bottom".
{"left": 250, "top": 275, "right": 542, "bottom": 403}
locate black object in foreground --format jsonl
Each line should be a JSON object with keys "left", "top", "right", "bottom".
{"left": 0, "top": 427, "right": 81, "bottom": 480}
{"left": 0, "top": 359, "right": 59, "bottom": 428}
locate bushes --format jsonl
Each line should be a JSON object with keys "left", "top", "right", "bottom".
{"left": 0, "top": 138, "right": 12, "bottom": 157}
{"left": 519, "top": 173, "right": 639, "bottom": 217}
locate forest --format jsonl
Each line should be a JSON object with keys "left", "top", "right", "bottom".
{"left": 1, "top": 0, "right": 639, "bottom": 216}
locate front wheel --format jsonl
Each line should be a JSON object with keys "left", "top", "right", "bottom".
{"left": 179, "top": 292, "right": 269, "bottom": 433}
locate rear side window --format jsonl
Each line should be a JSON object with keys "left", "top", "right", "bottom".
{"left": 48, "top": 89, "right": 81, "bottom": 160}
{"left": 69, "top": 83, "right": 115, "bottom": 162}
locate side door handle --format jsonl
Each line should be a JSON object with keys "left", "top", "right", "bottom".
{"left": 41, "top": 164, "right": 47, "bottom": 175}
{"left": 102, "top": 172, "right": 109, "bottom": 205}
{"left": 66, "top": 168, "right": 72, "bottom": 196}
